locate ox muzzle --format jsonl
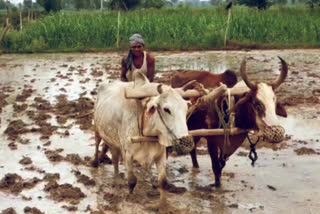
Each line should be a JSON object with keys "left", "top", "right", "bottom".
{"left": 262, "top": 125, "right": 285, "bottom": 143}
{"left": 171, "top": 135, "right": 195, "bottom": 155}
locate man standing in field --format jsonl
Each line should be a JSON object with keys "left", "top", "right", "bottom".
{"left": 121, "top": 34, "right": 155, "bottom": 82}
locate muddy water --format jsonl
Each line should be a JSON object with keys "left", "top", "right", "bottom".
{"left": 0, "top": 50, "right": 319, "bottom": 214}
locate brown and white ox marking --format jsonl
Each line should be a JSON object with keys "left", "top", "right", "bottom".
{"left": 92, "top": 72, "right": 194, "bottom": 203}
{"left": 171, "top": 69, "right": 238, "bottom": 89}
{"left": 172, "top": 57, "right": 288, "bottom": 187}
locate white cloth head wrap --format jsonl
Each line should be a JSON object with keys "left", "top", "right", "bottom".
{"left": 129, "top": 34, "right": 145, "bottom": 47}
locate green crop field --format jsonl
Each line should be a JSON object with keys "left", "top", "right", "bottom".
{"left": 1, "top": 6, "right": 320, "bottom": 53}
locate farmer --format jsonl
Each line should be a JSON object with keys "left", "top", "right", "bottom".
{"left": 121, "top": 34, "right": 155, "bottom": 82}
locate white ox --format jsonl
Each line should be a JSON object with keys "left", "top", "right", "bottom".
{"left": 92, "top": 72, "right": 195, "bottom": 203}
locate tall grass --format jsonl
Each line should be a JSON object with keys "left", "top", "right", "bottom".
{"left": 1, "top": 6, "right": 320, "bottom": 53}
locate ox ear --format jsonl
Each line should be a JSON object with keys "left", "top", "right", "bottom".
{"left": 147, "top": 105, "right": 156, "bottom": 115}
{"left": 134, "top": 71, "right": 149, "bottom": 88}
{"left": 276, "top": 102, "right": 287, "bottom": 118}
{"left": 157, "top": 84, "right": 163, "bottom": 94}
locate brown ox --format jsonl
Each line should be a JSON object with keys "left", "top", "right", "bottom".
{"left": 171, "top": 57, "right": 288, "bottom": 187}
{"left": 171, "top": 69, "right": 238, "bottom": 89}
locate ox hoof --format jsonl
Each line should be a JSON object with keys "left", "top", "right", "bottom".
{"left": 192, "top": 164, "right": 200, "bottom": 169}
{"left": 129, "top": 183, "right": 136, "bottom": 194}
{"left": 128, "top": 176, "right": 137, "bottom": 194}
{"left": 210, "top": 182, "right": 221, "bottom": 188}
{"left": 90, "top": 159, "right": 99, "bottom": 168}
{"left": 99, "top": 154, "right": 112, "bottom": 164}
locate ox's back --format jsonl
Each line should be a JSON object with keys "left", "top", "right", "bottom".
{"left": 171, "top": 70, "right": 237, "bottom": 89}
{"left": 94, "top": 82, "right": 139, "bottom": 148}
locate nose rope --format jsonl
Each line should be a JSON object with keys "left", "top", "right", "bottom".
{"left": 156, "top": 104, "right": 179, "bottom": 141}
{"left": 227, "top": 88, "right": 231, "bottom": 110}
{"left": 246, "top": 134, "right": 261, "bottom": 167}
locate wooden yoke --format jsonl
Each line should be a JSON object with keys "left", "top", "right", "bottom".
{"left": 131, "top": 128, "right": 248, "bottom": 143}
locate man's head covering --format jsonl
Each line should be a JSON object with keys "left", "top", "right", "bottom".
{"left": 129, "top": 34, "right": 145, "bottom": 47}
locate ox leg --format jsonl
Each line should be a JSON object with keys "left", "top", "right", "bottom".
{"left": 98, "top": 142, "right": 112, "bottom": 164}
{"left": 91, "top": 131, "right": 102, "bottom": 168}
{"left": 155, "top": 148, "right": 167, "bottom": 205}
{"left": 207, "top": 140, "right": 222, "bottom": 187}
{"left": 111, "top": 148, "right": 121, "bottom": 175}
{"left": 126, "top": 154, "right": 137, "bottom": 194}
{"left": 190, "top": 136, "right": 201, "bottom": 168}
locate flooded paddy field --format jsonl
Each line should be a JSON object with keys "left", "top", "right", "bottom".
{"left": 0, "top": 50, "right": 319, "bottom": 214}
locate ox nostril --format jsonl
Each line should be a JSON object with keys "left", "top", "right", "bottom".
{"left": 263, "top": 125, "right": 285, "bottom": 143}
{"left": 172, "top": 135, "right": 194, "bottom": 155}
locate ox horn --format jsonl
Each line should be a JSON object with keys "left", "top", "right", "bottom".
{"left": 125, "top": 84, "right": 160, "bottom": 99}
{"left": 181, "top": 80, "right": 198, "bottom": 91}
{"left": 240, "top": 59, "right": 257, "bottom": 91}
{"left": 271, "top": 56, "right": 288, "bottom": 90}
{"left": 175, "top": 80, "right": 210, "bottom": 98}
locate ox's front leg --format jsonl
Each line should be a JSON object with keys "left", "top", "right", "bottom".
{"left": 98, "top": 143, "right": 112, "bottom": 164}
{"left": 110, "top": 147, "right": 121, "bottom": 175}
{"left": 190, "top": 136, "right": 201, "bottom": 168}
{"left": 126, "top": 153, "right": 137, "bottom": 194}
{"left": 155, "top": 148, "right": 168, "bottom": 205}
{"left": 207, "top": 138, "right": 222, "bottom": 187}
{"left": 91, "top": 131, "right": 102, "bottom": 168}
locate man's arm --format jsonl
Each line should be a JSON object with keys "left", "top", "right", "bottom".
{"left": 121, "top": 58, "right": 128, "bottom": 82}
{"left": 146, "top": 53, "right": 155, "bottom": 82}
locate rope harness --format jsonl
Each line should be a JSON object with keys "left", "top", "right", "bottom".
{"left": 214, "top": 94, "right": 232, "bottom": 169}
{"left": 156, "top": 104, "right": 178, "bottom": 141}
{"left": 246, "top": 134, "right": 261, "bottom": 167}
{"left": 188, "top": 88, "right": 261, "bottom": 168}
{"left": 137, "top": 98, "right": 194, "bottom": 155}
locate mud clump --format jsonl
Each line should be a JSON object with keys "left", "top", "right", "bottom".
{"left": 1, "top": 208, "right": 17, "bottom": 214}
{"left": 103, "top": 192, "right": 121, "bottom": 212}
{"left": 65, "top": 154, "right": 86, "bottom": 166}
{"left": 8, "top": 142, "right": 17, "bottom": 150}
{"left": 55, "top": 95, "right": 94, "bottom": 130}
{"left": 4, "top": 120, "right": 29, "bottom": 141}
{"left": 43, "top": 173, "right": 60, "bottom": 181}
{"left": 0, "top": 90, "right": 9, "bottom": 113}
{"left": 294, "top": 147, "right": 320, "bottom": 155}
{"left": 27, "top": 112, "right": 57, "bottom": 139}
{"left": 23, "top": 207, "right": 44, "bottom": 214}
{"left": 75, "top": 97, "right": 94, "bottom": 130}
{"left": 72, "top": 170, "right": 96, "bottom": 186}
{"left": 19, "top": 157, "right": 32, "bottom": 165}
{"left": 38, "top": 122, "right": 57, "bottom": 139}
{"left": 153, "top": 183, "right": 187, "bottom": 194}
{"left": 15, "top": 87, "right": 34, "bottom": 102}
{"left": 32, "top": 113, "right": 51, "bottom": 125}
{"left": 13, "top": 103, "right": 28, "bottom": 113}
{"left": 32, "top": 97, "right": 52, "bottom": 111}
{"left": 5, "top": 113, "right": 57, "bottom": 140}
{"left": 44, "top": 150, "right": 88, "bottom": 166}
{"left": 44, "top": 180, "right": 86, "bottom": 204}
{"left": 105, "top": 70, "right": 120, "bottom": 80}
{"left": 90, "top": 68, "right": 103, "bottom": 77}
{"left": 280, "top": 96, "right": 320, "bottom": 106}
{"left": 44, "top": 149, "right": 64, "bottom": 162}
{"left": 0, "top": 173, "right": 41, "bottom": 194}
{"left": 61, "top": 205, "right": 78, "bottom": 212}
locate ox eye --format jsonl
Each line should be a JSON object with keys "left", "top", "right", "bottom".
{"left": 254, "top": 101, "right": 265, "bottom": 116}
{"left": 163, "top": 108, "right": 171, "bottom": 115}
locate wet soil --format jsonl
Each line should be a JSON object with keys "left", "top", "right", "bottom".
{"left": 0, "top": 50, "right": 319, "bottom": 214}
